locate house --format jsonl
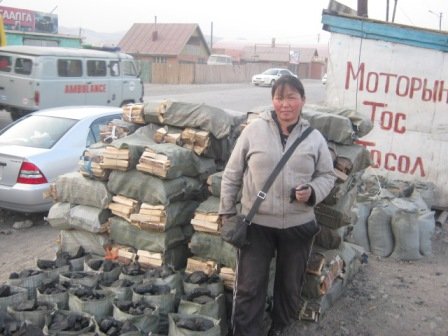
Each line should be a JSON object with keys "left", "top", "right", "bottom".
{"left": 294, "top": 46, "right": 326, "bottom": 79}
{"left": 213, "top": 39, "right": 327, "bottom": 79}
{"left": 118, "top": 23, "right": 210, "bottom": 64}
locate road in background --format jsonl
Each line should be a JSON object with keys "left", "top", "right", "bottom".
{"left": 0, "top": 80, "right": 326, "bottom": 129}
{"left": 144, "top": 79, "right": 326, "bottom": 113}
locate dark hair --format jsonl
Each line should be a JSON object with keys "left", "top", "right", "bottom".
{"left": 271, "top": 75, "right": 305, "bottom": 99}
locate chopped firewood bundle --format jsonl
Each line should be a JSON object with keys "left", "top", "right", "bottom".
{"left": 180, "top": 128, "right": 210, "bottom": 155}
{"left": 154, "top": 127, "right": 182, "bottom": 145}
{"left": 136, "top": 148, "right": 171, "bottom": 178}
{"left": 129, "top": 203, "right": 166, "bottom": 231}
{"left": 219, "top": 267, "right": 235, "bottom": 289}
{"left": 108, "top": 245, "right": 137, "bottom": 265}
{"left": 100, "top": 120, "right": 137, "bottom": 143}
{"left": 185, "top": 257, "right": 217, "bottom": 276}
{"left": 108, "top": 195, "right": 140, "bottom": 221}
{"left": 100, "top": 146, "right": 130, "bottom": 171}
{"left": 122, "top": 103, "right": 146, "bottom": 124}
{"left": 79, "top": 148, "right": 109, "bottom": 181}
{"left": 190, "top": 212, "right": 221, "bottom": 234}
{"left": 136, "top": 249, "right": 163, "bottom": 267}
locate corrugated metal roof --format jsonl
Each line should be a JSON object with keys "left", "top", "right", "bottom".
{"left": 118, "top": 23, "right": 209, "bottom": 56}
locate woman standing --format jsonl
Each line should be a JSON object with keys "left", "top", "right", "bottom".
{"left": 219, "top": 75, "right": 336, "bottom": 336}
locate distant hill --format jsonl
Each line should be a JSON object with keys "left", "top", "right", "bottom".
{"left": 58, "top": 26, "right": 125, "bottom": 47}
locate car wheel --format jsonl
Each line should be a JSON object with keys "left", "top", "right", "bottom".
{"left": 270, "top": 79, "right": 276, "bottom": 87}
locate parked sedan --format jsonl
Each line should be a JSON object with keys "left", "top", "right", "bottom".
{"left": 251, "top": 68, "right": 297, "bottom": 87}
{"left": 0, "top": 106, "right": 122, "bottom": 213}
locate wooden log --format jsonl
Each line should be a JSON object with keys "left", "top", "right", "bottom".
{"left": 129, "top": 213, "right": 166, "bottom": 231}
{"left": 219, "top": 267, "right": 235, "bottom": 289}
{"left": 136, "top": 250, "right": 163, "bottom": 267}
{"left": 154, "top": 127, "right": 182, "bottom": 145}
{"left": 190, "top": 219, "right": 220, "bottom": 234}
{"left": 108, "top": 195, "right": 139, "bottom": 222}
{"left": 101, "top": 158, "right": 129, "bottom": 170}
{"left": 185, "top": 258, "right": 217, "bottom": 276}
{"left": 103, "top": 146, "right": 130, "bottom": 160}
{"left": 112, "top": 195, "right": 139, "bottom": 208}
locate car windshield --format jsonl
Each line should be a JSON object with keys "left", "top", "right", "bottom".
{"left": 0, "top": 115, "right": 77, "bottom": 149}
{"left": 262, "top": 69, "right": 279, "bottom": 75}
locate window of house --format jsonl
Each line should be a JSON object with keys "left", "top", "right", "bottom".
{"left": 87, "top": 60, "right": 107, "bottom": 77}
{"left": 14, "top": 58, "right": 33, "bottom": 75}
{"left": 154, "top": 56, "right": 167, "bottom": 64}
{"left": 0, "top": 55, "right": 12, "bottom": 72}
{"left": 57, "top": 59, "right": 82, "bottom": 77}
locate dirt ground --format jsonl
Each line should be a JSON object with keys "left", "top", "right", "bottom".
{"left": 0, "top": 209, "right": 447, "bottom": 336}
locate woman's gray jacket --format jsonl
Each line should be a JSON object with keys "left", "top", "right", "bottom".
{"left": 219, "top": 110, "right": 336, "bottom": 229}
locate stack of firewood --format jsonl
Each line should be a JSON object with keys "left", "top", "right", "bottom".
{"left": 185, "top": 257, "right": 218, "bottom": 276}
{"left": 154, "top": 127, "right": 181, "bottom": 145}
{"left": 136, "top": 149, "right": 171, "bottom": 178}
{"left": 108, "top": 195, "right": 140, "bottom": 222}
{"left": 100, "top": 120, "right": 137, "bottom": 143}
{"left": 190, "top": 211, "right": 220, "bottom": 234}
{"left": 180, "top": 128, "right": 211, "bottom": 156}
{"left": 136, "top": 250, "right": 163, "bottom": 267}
{"left": 121, "top": 103, "right": 146, "bottom": 124}
{"left": 129, "top": 203, "right": 167, "bottom": 232}
{"left": 78, "top": 147, "right": 108, "bottom": 181}
{"left": 100, "top": 146, "right": 130, "bottom": 171}
{"left": 219, "top": 267, "right": 235, "bottom": 290}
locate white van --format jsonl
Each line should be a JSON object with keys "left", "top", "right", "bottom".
{"left": 0, "top": 46, "right": 144, "bottom": 120}
{"left": 207, "top": 54, "right": 233, "bottom": 65}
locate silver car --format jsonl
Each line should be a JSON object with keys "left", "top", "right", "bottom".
{"left": 251, "top": 68, "right": 298, "bottom": 87}
{"left": 0, "top": 106, "right": 122, "bottom": 213}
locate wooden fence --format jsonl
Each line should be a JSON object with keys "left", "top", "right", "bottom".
{"left": 142, "top": 62, "right": 268, "bottom": 84}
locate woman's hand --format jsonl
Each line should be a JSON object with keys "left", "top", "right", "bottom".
{"left": 294, "top": 185, "right": 311, "bottom": 203}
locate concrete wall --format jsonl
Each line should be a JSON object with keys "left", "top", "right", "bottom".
{"left": 323, "top": 14, "right": 448, "bottom": 208}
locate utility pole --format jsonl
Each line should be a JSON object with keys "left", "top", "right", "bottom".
{"left": 392, "top": 0, "right": 398, "bottom": 23}
{"left": 386, "top": 0, "right": 390, "bottom": 21}
{"left": 210, "top": 22, "right": 213, "bottom": 50}
{"left": 429, "top": 10, "right": 443, "bottom": 31}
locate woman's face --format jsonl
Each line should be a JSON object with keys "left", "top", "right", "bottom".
{"left": 272, "top": 83, "right": 305, "bottom": 126}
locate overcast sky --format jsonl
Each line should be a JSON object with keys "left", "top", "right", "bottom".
{"left": 2, "top": 0, "right": 447, "bottom": 44}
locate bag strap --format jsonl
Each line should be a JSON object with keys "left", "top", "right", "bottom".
{"left": 245, "top": 126, "right": 314, "bottom": 224}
